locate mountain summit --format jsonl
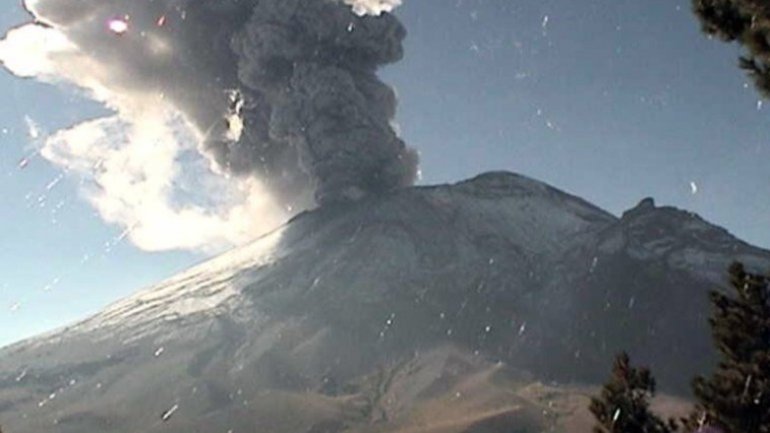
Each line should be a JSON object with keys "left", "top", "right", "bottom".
{"left": 1, "top": 172, "right": 768, "bottom": 433}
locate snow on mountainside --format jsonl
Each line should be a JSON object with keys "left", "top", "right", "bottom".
{"left": 0, "top": 171, "right": 768, "bottom": 433}
{"left": 9, "top": 171, "right": 615, "bottom": 349}
{"left": 613, "top": 197, "right": 769, "bottom": 283}
{"left": 75, "top": 227, "right": 288, "bottom": 338}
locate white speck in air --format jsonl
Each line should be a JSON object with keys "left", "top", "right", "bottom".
{"left": 160, "top": 403, "right": 179, "bottom": 421}
{"left": 24, "top": 115, "right": 40, "bottom": 140}
{"left": 15, "top": 369, "right": 28, "bottom": 382}
{"left": 107, "top": 18, "right": 129, "bottom": 35}
{"left": 45, "top": 174, "right": 64, "bottom": 191}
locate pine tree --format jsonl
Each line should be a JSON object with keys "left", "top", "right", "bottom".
{"left": 684, "top": 262, "right": 770, "bottom": 433}
{"left": 590, "top": 352, "right": 677, "bottom": 433}
{"left": 692, "top": 0, "right": 770, "bottom": 97}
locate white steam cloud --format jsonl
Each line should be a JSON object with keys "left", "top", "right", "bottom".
{"left": 0, "top": 22, "right": 286, "bottom": 253}
{"left": 0, "top": 0, "right": 411, "bottom": 252}
{"left": 344, "top": 0, "right": 403, "bottom": 16}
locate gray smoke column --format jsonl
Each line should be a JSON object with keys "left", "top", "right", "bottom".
{"left": 9, "top": 0, "right": 417, "bottom": 212}
{"left": 227, "top": 0, "right": 419, "bottom": 204}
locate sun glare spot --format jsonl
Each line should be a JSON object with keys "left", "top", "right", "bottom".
{"left": 107, "top": 18, "right": 129, "bottom": 35}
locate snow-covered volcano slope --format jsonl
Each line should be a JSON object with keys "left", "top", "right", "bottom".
{"left": 0, "top": 171, "right": 767, "bottom": 433}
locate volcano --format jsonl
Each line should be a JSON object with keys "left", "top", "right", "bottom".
{"left": 1, "top": 172, "right": 768, "bottom": 433}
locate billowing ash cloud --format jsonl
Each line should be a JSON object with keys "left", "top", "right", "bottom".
{"left": 0, "top": 0, "right": 416, "bottom": 251}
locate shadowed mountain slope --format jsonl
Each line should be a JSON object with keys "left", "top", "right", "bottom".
{"left": 0, "top": 171, "right": 767, "bottom": 432}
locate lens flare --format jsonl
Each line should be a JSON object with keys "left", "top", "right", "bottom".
{"left": 107, "top": 18, "right": 129, "bottom": 35}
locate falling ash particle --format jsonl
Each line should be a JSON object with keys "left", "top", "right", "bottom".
{"left": 24, "top": 115, "right": 40, "bottom": 140}
{"left": 15, "top": 369, "right": 28, "bottom": 382}
{"left": 161, "top": 404, "right": 179, "bottom": 421}
{"left": 45, "top": 174, "right": 64, "bottom": 191}
{"left": 107, "top": 18, "right": 129, "bottom": 35}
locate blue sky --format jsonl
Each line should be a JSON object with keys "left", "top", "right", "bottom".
{"left": 1, "top": 0, "right": 769, "bottom": 347}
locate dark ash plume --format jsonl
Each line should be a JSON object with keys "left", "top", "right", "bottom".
{"left": 22, "top": 0, "right": 418, "bottom": 208}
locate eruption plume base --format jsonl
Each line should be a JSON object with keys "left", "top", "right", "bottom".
{"left": 0, "top": 0, "right": 416, "bottom": 251}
